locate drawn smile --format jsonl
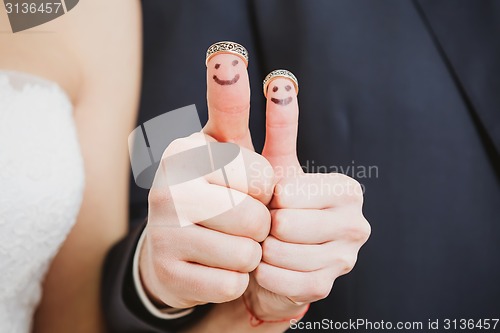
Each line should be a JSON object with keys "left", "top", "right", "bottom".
{"left": 213, "top": 74, "right": 240, "bottom": 86}
{"left": 271, "top": 96, "right": 293, "bottom": 106}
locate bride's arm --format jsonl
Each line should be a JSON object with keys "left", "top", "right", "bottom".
{"left": 0, "top": 1, "right": 142, "bottom": 332}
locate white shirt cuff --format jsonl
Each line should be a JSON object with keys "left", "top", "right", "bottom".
{"left": 133, "top": 228, "right": 194, "bottom": 319}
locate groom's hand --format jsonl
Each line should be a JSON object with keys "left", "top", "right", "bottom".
{"left": 139, "top": 52, "right": 274, "bottom": 309}
{"left": 244, "top": 75, "right": 371, "bottom": 320}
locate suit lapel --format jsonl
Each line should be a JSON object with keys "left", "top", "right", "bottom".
{"left": 415, "top": 0, "right": 500, "bottom": 155}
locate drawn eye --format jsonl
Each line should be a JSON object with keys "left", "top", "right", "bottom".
{"left": 272, "top": 86, "right": 278, "bottom": 92}
{"left": 285, "top": 85, "right": 292, "bottom": 91}
{"left": 232, "top": 60, "right": 239, "bottom": 66}
{"left": 215, "top": 64, "right": 221, "bottom": 69}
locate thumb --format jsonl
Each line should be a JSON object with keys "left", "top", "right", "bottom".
{"left": 261, "top": 70, "right": 301, "bottom": 178}
{"left": 203, "top": 41, "right": 253, "bottom": 150}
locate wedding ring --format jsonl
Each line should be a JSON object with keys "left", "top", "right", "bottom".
{"left": 206, "top": 41, "right": 249, "bottom": 67}
{"left": 263, "top": 69, "right": 299, "bottom": 98}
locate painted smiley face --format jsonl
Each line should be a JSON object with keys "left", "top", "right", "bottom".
{"left": 213, "top": 59, "right": 241, "bottom": 85}
{"left": 270, "top": 83, "right": 293, "bottom": 106}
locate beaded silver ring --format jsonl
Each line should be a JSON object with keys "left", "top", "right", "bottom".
{"left": 263, "top": 69, "right": 299, "bottom": 98}
{"left": 206, "top": 41, "right": 249, "bottom": 67}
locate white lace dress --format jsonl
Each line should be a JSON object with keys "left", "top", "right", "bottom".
{"left": 0, "top": 71, "right": 84, "bottom": 333}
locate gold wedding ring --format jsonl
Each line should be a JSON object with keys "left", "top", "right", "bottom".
{"left": 263, "top": 69, "right": 299, "bottom": 98}
{"left": 206, "top": 41, "right": 249, "bottom": 67}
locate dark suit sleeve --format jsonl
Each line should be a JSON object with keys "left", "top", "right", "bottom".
{"left": 101, "top": 220, "right": 213, "bottom": 333}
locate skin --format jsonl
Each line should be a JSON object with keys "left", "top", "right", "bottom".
{"left": 269, "top": 83, "right": 294, "bottom": 106}
{"left": 213, "top": 58, "right": 242, "bottom": 85}
{"left": 141, "top": 53, "right": 371, "bottom": 332}
{"left": 0, "top": 1, "right": 142, "bottom": 332}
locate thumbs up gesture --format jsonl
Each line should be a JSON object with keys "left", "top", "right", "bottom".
{"left": 243, "top": 70, "right": 371, "bottom": 322}
{"left": 141, "top": 45, "right": 275, "bottom": 310}
{"left": 139, "top": 42, "right": 370, "bottom": 326}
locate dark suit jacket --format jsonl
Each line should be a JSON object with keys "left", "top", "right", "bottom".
{"left": 102, "top": 1, "right": 500, "bottom": 331}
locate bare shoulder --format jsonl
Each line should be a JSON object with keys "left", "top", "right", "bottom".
{"left": 21, "top": 1, "right": 142, "bottom": 332}
{"left": 0, "top": 0, "right": 142, "bottom": 104}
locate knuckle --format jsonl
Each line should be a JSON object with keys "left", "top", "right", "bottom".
{"left": 253, "top": 263, "right": 273, "bottom": 289}
{"left": 271, "top": 180, "right": 288, "bottom": 208}
{"left": 358, "top": 218, "right": 372, "bottom": 243}
{"left": 188, "top": 132, "right": 208, "bottom": 142}
{"left": 238, "top": 202, "right": 271, "bottom": 242}
{"left": 148, "top": 188, "right": 170, "bottom": 208}
{"left": 349, "top": 178, "right": 363, "bottom": 194}
{"left": 219, "top": 273, "right": 248, "bottom": 301}
{"left": 270, "top": 209, "right": 289, "bottom": 241}
{"left": 300, "top": 274, "right": 333, "bottom": 302}
{"left": 162, "top": 134, "right": 206, "bottom": 159}
{"left": 338, "top": 173, "right": 359, "bottom": 187}
{"left": 145, "top": 262, "right": 188, "bottom": 307}
{"left": 308, "top": 286, "right": 331, "bottom": 302}
{"left": 256, "top": 208, "right": 272, "bottom": 242}
{"left": 334, "top": 174, "right": 364, "bottom": 205}
{"left": 170, "top": 298, "right": 197, "bottom": 309}
{"left": 335, "top": 254, "right": 357, "bottom": 276}
{"left": 152, "top": 256, "right": 178, "bottom": 282}
{"left": 344, "top": 179, "right": 364, "bottom": 204}
{"left": 145, "top": 228, "right": 183, "bottom": 266}
{"left": 162, "top": 137, "right": 187, "bottom": 157}
{"left": 345, "top": 218, "right": 371, "bottom": 243}
{"left": 261, "top": 236, "right": 279, "bottom": 261}
{"left": 237, "top": 240, "right": 262, "bottom": 272}
{"left": 145, "top": 228, "right": 168, "bottom": 250}
{"left": 311, "top": 280, "right": 334, "bottom": 301}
